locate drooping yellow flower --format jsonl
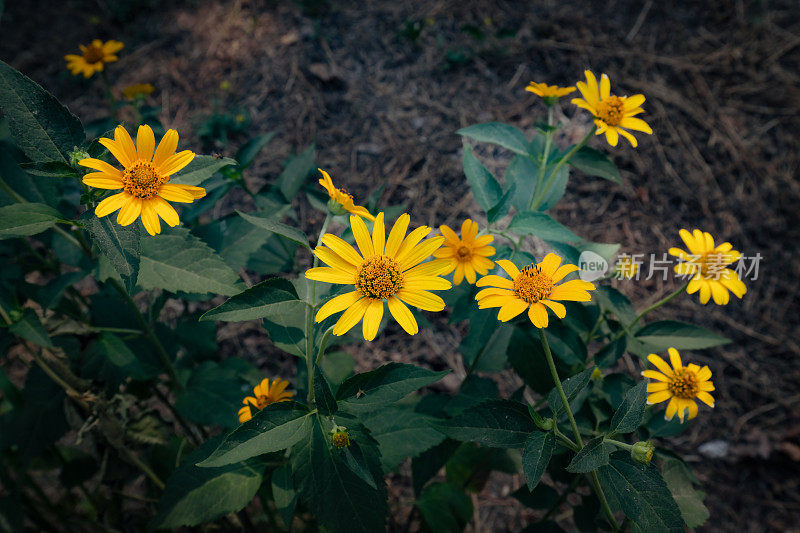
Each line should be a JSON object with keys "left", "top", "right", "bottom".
{"left": 79, "top": 125, "right": 206, "bottom": 236}
{"left": 571, "top": 70, "right": 652, "bottom": 147}
{"left": 64, "top": 39, "right": 124, "bottom": 78}
{"left": 433, "top": 219, "right": 495, "bottom": 285}
{"left": 525, "top": 81, "right": 576, "bottom": 99}
{"left": 306, "top": 212, "right": 451, "bottom": 341}
{"left": 668, "top": 229, "right": 746, "bottom": 305}
{"left": 475, "top": 253, "right": 595, "bottom": 328}
{"left": 122, "top": 83, "right": 155, "bottom": 100}
{"left": 318, "top": 168, "right": 375, "bottom": 221}
{"left": 642, "top": 348, "right": 714, "bottom": 423}
{"left": 237, "top": 377, "right": 295, "bottom": 423}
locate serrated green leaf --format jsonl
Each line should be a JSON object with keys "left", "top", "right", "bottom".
{"left": 19, "top": 160, "right": 79, "bottom": 178}
{"left": 199, "top": 402, "right": 313, "bottom": 467}
{"left": 610, "top": 381, "right": 647, "bottom": 433}
{"left": 487, "top": 182, "right": 516, "bottom": 223}
{"left": 83, "top": 213, "right": 140, "bottom": 293}
{"left": 271, "top": 463, "right": 297, "bottom": 529}
{"left": 151, "top": 437, "right": 266, "bottom": 529}
{"left": 662, "top": 459, "right": 710, "bottom": 529}
{"left": 200, "top": 277, "right": 301, "bottom": 322}
{"left": 567, "top": 436, "right": 612, "bottom": 473}
{"left": 336, "top": 362, "right": 448, "bottom": 413}
{"left": 238, "top": 210, "right": 310, "bottom": 250}
{"left": 137, "top": 227, "right": 240, "bottom": 296}
{"left": 0, "top": 202, "right": 61, "bottom": 239}
{"left": 508, "top": 211, "right": 580, "bottom": 243}
{"left": 8, "top": 309, "right": 53, "bottom": 348}
{"left": 361, "top": 405, "right": 446, "bottom": 472}
{"left": 169, "top": 155, "right": 236, "bottom": 186}
{"left": 569, "top": 146, "right": 622, "bottom": 184}
{"left": 0, "top": 60, "right": 84, "bottom": 163}
{"left": 633, "top": 320, "right": 730, "bottom": 350}
{"left": 432, "top": 399, "right": 536, "bottom": 448}
{"left": 462, "top": 144, "right": 502, "bottom": 214}
{"left": 598, "top": 452, "right": 684, "bottom": 533}
{"left": 276, "top": 144, "right": 314, "bottom": 201}
{"left": 416, "top": 482, "right": 473, "bottom": 533}
{"left": 522, "top": 431, "right": 554, "bottom": 490}
{"left": 313, "top": 364, "right": 337, "bottom": 416}
{"left": 457, "top": 122, "right": 529, "bottom": 156}
{"left": 547, "top": 368, "right": 594, "bottom": 418}
{"left": 508, "top": 154, "right": 538, "bottom": 211}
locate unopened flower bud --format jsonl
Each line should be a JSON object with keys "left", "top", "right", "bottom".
{"left": 631, "top": 441, "right": 655, "bottom": 465}
{"left": 327, "top": 196, "right": 349, "bottom": 217}
{"left": 330, "top": 426, "right": 351, "bottom": 449}
{"left": 69, "top": 147, "right": 90, "bottom": 167}
{"left": 535, "top": 417, "right": 554, "bottom": 431}
{"left": 591, "top": 367, "right": 603, "bottom": 381}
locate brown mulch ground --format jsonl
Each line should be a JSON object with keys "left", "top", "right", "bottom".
{"left": 3, "top": 0, "right": 800, "bottom": 530}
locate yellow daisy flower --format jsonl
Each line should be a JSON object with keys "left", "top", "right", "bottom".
{"left": 305, "top": 212, "right": 451, "bottom": 341}
{"left": 318, "top": 168, "right": 375, "bottom": 221}
{"left": 525, "top": 81, "right": 576, "bottom": 99}
{"left": 122, "top": 83, "right": 155, "bottom": 100}
{"left": 432, "top": 219, "right": 495, "bottom": 285}
{"left": 475, "top": 253, "right": 595, "bottom": 328}
{"left": 571, "top": 70, "right": 652, "bottom": 147}
{"left": 668, "top": 229, "right": 746, "bottom": 305}
{"left": 642, "top": 348, "right": 715, "bottom": 423}
{"left": 237, "top": 377, "right": 295, "bottom": 423}
{"left": 64, "top": 39, "right": 124, "bottom": 78}
{"left": 79, "top": 125, "right": 206, "bottom": 236}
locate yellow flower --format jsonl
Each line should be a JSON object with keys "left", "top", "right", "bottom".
{"left": 318, "top": 168, "right": 375, "bottom": 221}
{"left": 79, "top": 125, "right": 206, "bottom": 236}
{"left": 432, "top": 219, "right": 495, "bottom": 285}
{"left": 642, "top": 348, "right": 715, "bottom": 423}
{"left": 64, "top": 39, "right": 124, "bottom": 78}
{"left": 305, "top": 212, "right": 451, "bottom": 341}
{"left": 668, "top": 229, "right": 746, "bottom": 305}
{"left": 475, "top": 253, "right": 595, "bottom": 328}
{"left": 525, "top": 81, "right": 576, "bottom": 99}
{"left": 237, "top": 377, "right": 295, "bottom": 423}
{"left": 571, "top": 70, "right": 652, "bottom": 147}
{"left": 122, "top": 83, "right": 155, "bottom": 100}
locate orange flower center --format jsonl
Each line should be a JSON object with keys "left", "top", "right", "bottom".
{"left": 123, "top": 162, "right": 166, "bottom": 199}
{"left": 696, "top": 252, "right": 727, "bottom": 280}
{"left": 668, "top": 369, "right": 699, "bottom": 399}
{"left": 83, "top": 44, "right": 105, "bottom": 64}
{"left": 514, "top": 265, "right": 553, "bottom": 304}
{"left": 331, "top": 430, "right": 351, "bottom": 448}
{"left": 356, "top": 256, "right": 404, "bottom": 300}
{"left": 597, "top": 95, "right": 625, "bottom": 126}
{"left": 455, "top": 245, "right": 473, "bottom": 262}
{"left": 255, "top": 394, "right": 272, "bottom": 409}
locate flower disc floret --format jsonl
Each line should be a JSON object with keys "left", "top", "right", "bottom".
{"left": 642, "top": 348, "right": 715, "bottom": 423}
{"left": 433, "top": 219, "right": 495, "bottom": 285}
{"left": 356, "top": 256, "right": 404, "bottom": 299}
{"left": 123, "top": 162, "right": 166, "bottom": 199}
{"left": 513, "top": 265, "right": 554, "bottom": 303}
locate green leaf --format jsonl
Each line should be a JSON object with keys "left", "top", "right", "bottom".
{"left": 432, "top": 399, "right": 536, "bottom": 448}
{"left": 457, "top": 122, "right": 529, "bottom": 156}
{"left": 610, "top": 381, "right": 647, "bottom": 433}
{"left": 459, "top": 309, "right": 513, "bottom": 373}
{"left": 176, "top": 361, "right": 251, "bottom": 428}
{"left": 236, "top": 131, "right": 277, "bottom": 169}
{"left": 508, "top": 155, "right": 538, "bottom": 211}
{"left": 0, "top": 60, "right": 84, "bottom": 163}
{"left": 0, "top": 203, "right": 61, "bottom": 239}
{"left": 508, "top": 211, "right": 580, "bottom": 243}
{"left": 534, "top": 165, "right": 569, "bottom": 211}
{"left": 569, "top": 146, "right": 622, "bottom": 184}
{"left": 547, "top": 368, "right": 594, "bottom": 418}
{"left": 270, "top": 463, "right": 297, "bottom": 530}
{"left": 361, "top": 405, "right": 446, "bottom": 472}
{"left": 151, "top": 437, "right": 266, "bottom": 529}
{"left": 238, "top": 210, "right": 311, "bottom": 250}
{"left": 487, "top": 182, "right": 516, "bottom": 223}
{"left": 169, "top": 155, "right": 237, "bottom": 186}
{"left": 416, "top": 482, "right": 473, "bottom": 533}
{"left": 276, "top": 144, "right": 315, "bottom": 202}
{"left": 8, "top": 309, "right": 53, "bottom": 348}
{"left": 595, "top": 336, "right": 628, "bottom": 369}
{"left": 19, "top": 161, "right": 79, "bottom": 178}
{"left": 567, "top": 436, "right": 612, "bottom": 473}
{"left": 633, "top": 320, "right": 730, "bottom": 350}
{"left": 462, "top": 145, "right": 502, "bottom": 213}
{"left": 662, "top": 459, "right": 710, "bottom": 529}
{"left": 595, "top": 286, "right": 636, "bottom": 325}
{"left": 522, "top": 431, "right": 554, "bottom": 490}
{"left": 137, "top": 227, "right": 240, "bottom": 296}
{"left": 598, "top": 452, "right": 684, "bottom": 533}
{"left": 84, "top": 332, "right": 149, "bottom": 387}
{"left": 262, "top": 299, "right": 308, "bottom": 357}
{"left": 336, "top": 362, "right": 448, "bottom": 413}
{"left": 199, "top": 402, "right": 313, "bottom": 467}
{"left": 200, "top": 277, "right": 300, "bottom": 322}
{"left": 313, "top": 364, "right": 337, "bottom": 416}
{"left": 83, "top": 213, "right": 140, "bottom": 293}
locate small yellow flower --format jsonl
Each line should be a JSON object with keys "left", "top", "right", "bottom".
{"left": 571, "top": 70, "right": 652, "bottom": 147}
{"left": 642, "top": 348, "right": 715, "bottom": 423}
{"left": 433, "top": 219, "right": 495, "bottom": 285}
{"left": 318, "top": 169, "right": 375, "bottom": 221}
{"left": 668, "top": 229, "right": 746, "bottom": 305}
{"left": 330, "top": 426, "right": 351, "bottom": 449}
{"left": 79, "top": 125, "right": 206, "bottom": 236}
{"left": 122, "top": 83, "right": 155, "bottom": 100}
{"left": 64, "top": 39, "right": 124, "bottom": 78}
{"left": 525, "top": 81, "right": 576, "bottom": 99}
{"left": 305, "top": 212, "right": 451, "bottom": 341}
{"left": 237, "top": 377, "right": 294, "bottom": 423}
{"left": 475, "top": 253, "right": 595, "bottom": 328}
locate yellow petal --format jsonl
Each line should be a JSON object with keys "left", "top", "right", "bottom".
{"left": 641, "top": 370, "right": 671, "bottom": 382}
{"left": 350, "top": 215, "right": 374, "bottom": 258}
{"left": 117, "top": 197, "right": 142, "bottom": 226}
{"left": 403, "top": 276, "right": 452, "bottom": 291}
{"left": 304, "top": 267, "right": 354, "bottom": 284}
{"left": 404, "top": 259, "right": 452, "bottom": 277}
{"left": 79, "top": 157, "right": 123, "bottom": 176}
{"left": 498, "top": 299, "right": 528, "bottom": 321}
{"left": 332, "top": 297, "right": 371, "bottom": 336}
{"left": 151, "top": 197, "right": 180, "bottom": 227}
{"left": 696, "top": 391, "right": 715, "bottom": 407}
{"left": 476, "top": 274, "right": 513, "bottom": 289}
{"left": 314, "top": 247, "right": 357, "bottom": 274}
{"left": 362, "top": 299, "right": 384, "bottom": 341}
{"left": 83, "top": 175, "right": 124, "bottom": 189}
{"left": 99, "top": 137, "right": 134, "bottom": 168}
{"left": 665, "top": 398, "right": 679, "bottom": 420}
{"left": 496, "top": 260, "right": 520, "bottom": 279}
{"left": 387, "top": 296, "right": 418, "bottom": 335}
{"left": 113, "top": 126, "right": 138, "bottom": 166}
{"left": 159, "top": 150, "right": 195, "bottom": 177}
{"left": 527, "top": 302, "right": 549, "bottom": 328}
{"left": 668, "top": 348, "right": 682, "bottom": 370}
{"left": 136, "top": 125, "right": 155, "bottom": 162}
{"left": 541, "top": 299, "right": 566, "bottom": 319}
{"left": 647, "top": 382, "right": 669, "bottom": 392}
{"left": 321, "top": 234, "right": 363, "bottom": 265}
{"left": 153, "top": 129, "right": 179, "bottom": 167}
{"left": 95, "top": 192, "right": 129, "bottom": 217}
{"left": 158, "top": 184, "right": 195, "bottom": 203}
{"left": 140, "top": 200, "right": 161, "bottom": 236}
{"left": 395, "top": 226, "right": 432, "bottom": 263}
{"left": 385, "top": 214, "right": 410, "bottom": 256}
{"left": 647, "top": 391, "right": 672, "bottom": 404}
{"left": 439, "top": 224, "right": 460, "bottom": 244}
{"left": 396, "top": 289, "right": 445, "bottom": 312}
{"left": 316, "top": 291, "right": 363, "bottom": 322}
{"left": 551, "top": 264, "right": 579, "bottom": 283}
{"left": 647, "top": 354, "right": 674, "bottom": 376}
{"left": 371, "top": 212, "right": 385, "bottom": 256}
{"left": 398, "top": 236, "right": 445, "bottom": 271}
{"left": 537, "top": 253, "right": 562, "bottom": 277}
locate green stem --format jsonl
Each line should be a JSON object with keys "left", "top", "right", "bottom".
{"left": 0, "top": 300, "right": 11, "bottom": 326}
{"left": 314, "top": 325, "right": 335, "bottom": 368}
{"left": 530, "top": 106, "right": 554, "bottom": 210}
{"left": 306, "top": 214, "right": 331, "bottom": 402}
{"left": 539, "top": 328, "right": 619, "bottom": 531}
{"left": 531, "top": 125, "right": 597, "bottom": 210}
{"left": 605, "top": 438, "right": 634, "bottom": 451}
{"left": 604, "top": 281, "right": 689, "bottom": 346}
{"left": 100, "top": 70, "right": 117, "bottom": 121}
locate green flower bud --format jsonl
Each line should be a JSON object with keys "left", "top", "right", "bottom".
{"left": 327, "top": 196, "right": 349, "bottom": 217}
{"left": 69, "top": 147, "right": 90, "bottom": 167}
{"left": 591, "top": 367, "right": 603, "bottom": 381}
{"left": 330, "top": 426, "right": 351, "bottom": 449}
{"left": 631, "top": 441, "right": 655, "bottom": 465}
{"left": 535, "top": 417, "right": 554, "bottom": 432}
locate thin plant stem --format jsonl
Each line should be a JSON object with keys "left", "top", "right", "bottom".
{"left": 0, "top": 300, "right": 11, "bottom": 326}
{"left": 531, "top": 125, "right": 597, "bottom": 210}
{"left": 306, "top": 214, "right": 331, "bottom": 402}
{"left": 605, "top": 438, "right": 634, "bottom": 451}
{"left": 530, "top": 106, "right": 555, "bottom": 210}
{"left": 604, "top": 281, "right": 689, "bottom": 346}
